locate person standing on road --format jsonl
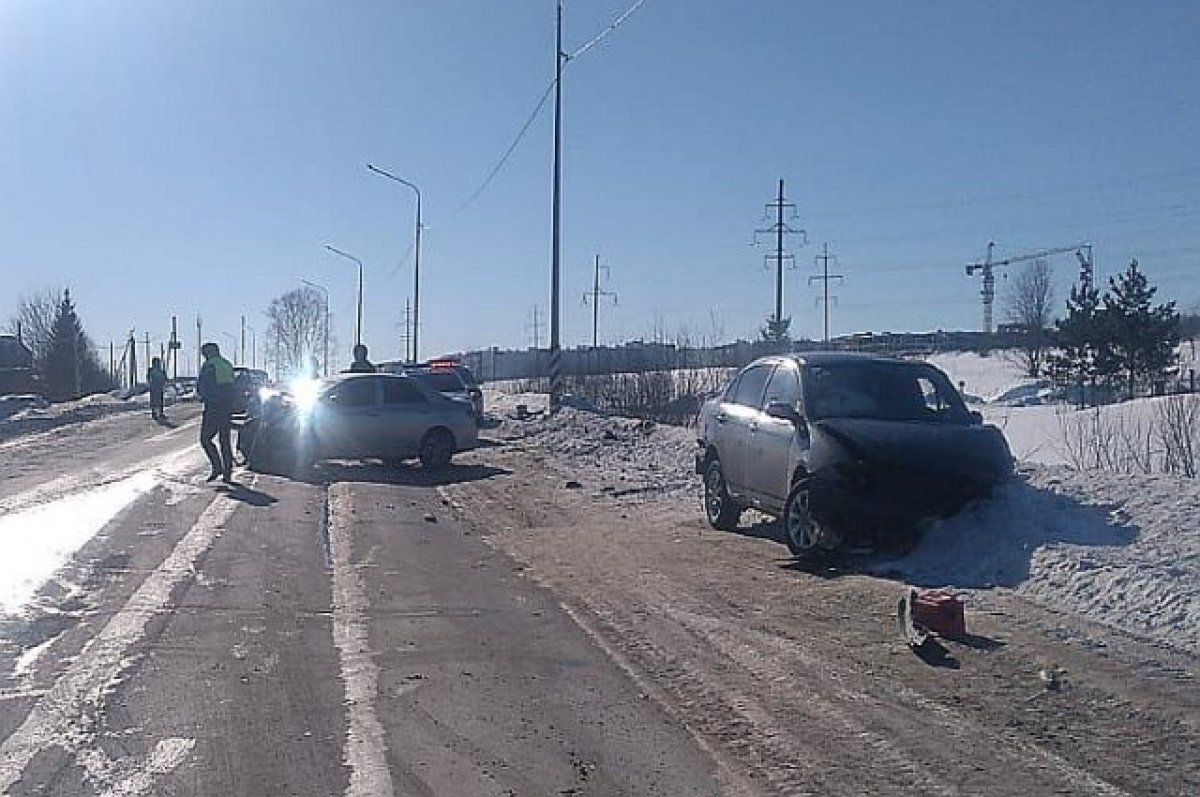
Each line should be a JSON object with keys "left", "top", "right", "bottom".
{"left": 146, "top": 357, "right": 168, "bottom": 421}
{"left": 347, "top": 343, "right": 376, "bottom": 374}
{"left": 197, "top": 342, "right": 236, "bottom": 482}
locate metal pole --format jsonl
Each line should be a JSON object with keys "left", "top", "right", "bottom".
{"left": 413, "top": 191, "right": 421, "bottom": 362}
{"left": 365, "top": 164, "right": 422, "bottom": 362}
{"left": 324, "top": 245, "right": 364, "bottom": 349}
{"left": 240, "top": 315, "right": 246, "bottom": 365}
{"left": 549, "top": 0, "right": 564, "bottom": 409}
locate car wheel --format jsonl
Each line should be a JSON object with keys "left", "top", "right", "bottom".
{"left": 703, "top": 459, "right": 741, "bottom": 531}
{"left": 419, "top": 428, "right": 455, "bottom": 469}
{"left": 783, "top": 479, "right": 837, "bottom": 557}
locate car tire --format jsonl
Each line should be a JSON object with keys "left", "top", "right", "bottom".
{"left": 782, "top": 479, "right": 835, "bottom": 557}
{"left": 702, "top": 459, "right": 741, "bottom": 531}
{"left": 419, "top": 428, "right": 455, "bottom": 470}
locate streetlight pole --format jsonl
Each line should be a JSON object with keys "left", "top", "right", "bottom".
{"left": 324, "top": 245, "right": 364, "bottom": 349}
{"left": 366, "top": 164, "right": 422, "bottom": 363}
{"left": 301, "top": 278, "right": 330, "bottom": 376}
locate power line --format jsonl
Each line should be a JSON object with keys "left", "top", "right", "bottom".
{"left": 568, "top": 0, "right": 651, "bottom": 61}
{"left": 455, "top": 0, "right": 653, "bottom": 214}
{"left": 456, "top": 79, "right": 557, "bottom": 214}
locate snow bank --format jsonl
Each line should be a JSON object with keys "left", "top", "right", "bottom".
{"left": 878, "top": 465, "right": 1200, "bottom": 655}
{"left": 0, "top": 392, "right": 145, "bottom": 443}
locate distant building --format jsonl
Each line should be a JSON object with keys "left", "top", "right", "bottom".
{"left": 0, "top": 334, "right": 38, "bottom": 395}
{"left": 0, "top": 335, "right": 33, "bottom": 369}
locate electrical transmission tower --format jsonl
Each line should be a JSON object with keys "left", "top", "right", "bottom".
{"left": 809, "top": 243, "right": 845, "bottom": 347}
{"left": 582, "top": 254, "right": 617, "bottom": 349}
{"left": 966, "top": 241, "right": 1093, "bottom": 334}
{"left": 526, "top": 305, "right": 545, "bottom": 350}
{"left": 754, "top": 179, "right": 807, "bottom": 333}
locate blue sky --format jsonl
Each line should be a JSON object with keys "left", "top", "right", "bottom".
{"left": 2, "top": 1, "right": 1198, "bottom": 372}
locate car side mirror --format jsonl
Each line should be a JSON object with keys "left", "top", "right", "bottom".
{"left": 969, "top": 410, "right": 984, "bottom": 425}
{"left": 766, "top": 402, "right": 804, "bottom": 425}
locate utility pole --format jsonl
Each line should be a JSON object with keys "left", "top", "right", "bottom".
{"left": 400, "top": 299, "right": 414, "bottom": 363}
{"left": 583, "top": 254, "right": 617, "bottom": 349}
{"left": 548, "top": 0, "right": 565, "bottom": 409}
{"left": 169, "top": 316, "right": 180, "bottom": 382}
{"left": 754, "top": 179, "right": 805, "bottom": 333}
{"left": 196, "top": 315, "right": 202, "bottom": 376}
{"left": 809, "top": 243, "right": 845, "bottom": 348}
{"left": 240, "top": 315, "right": 246, "bottom": 366}
{"left": 128, "top": 331, "right": 138, "bottom": 391}
{"left": 109, "top": 341, "right": 115, "bottom": 383}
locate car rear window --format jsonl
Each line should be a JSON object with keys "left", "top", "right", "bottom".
{"left": 414, "top": 372, "right": 465, "bottom": 392}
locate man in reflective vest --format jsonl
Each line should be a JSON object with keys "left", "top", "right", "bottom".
{"left": 198, "top": 342, "right": 236, "bottom": 482}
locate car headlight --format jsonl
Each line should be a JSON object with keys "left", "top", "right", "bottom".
{"left": 289, "top": 378, "right": 321, "bottom": 416}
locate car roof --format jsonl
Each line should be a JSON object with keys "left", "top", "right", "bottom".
{"left": 749, "top": 351, "right": 919, "bottom": 369}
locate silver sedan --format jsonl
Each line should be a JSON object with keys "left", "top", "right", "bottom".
{"left": 244, "top": 373, "right": 478, "bottom": 472}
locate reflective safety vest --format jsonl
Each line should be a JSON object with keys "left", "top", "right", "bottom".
{"left": 210, "top": 355, "right": 235, "bottom": 385}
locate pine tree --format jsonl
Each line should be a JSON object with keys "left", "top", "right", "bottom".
{"left": 42, "top": 289, "right": 114, "bottom": 402}
{"left": 1096, "top": 259, "right": 1179, "bottom": 399}
{"left": 1048, "top": 279, "right": 1103, "bottom": 406}
{"left": 759, "top": 315, "right": 792, "bottom": 351}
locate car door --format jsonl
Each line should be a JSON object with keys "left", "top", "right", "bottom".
{"left": 719, "top": 363, "right": 775, "bottom": 494}
{"left": 318, "top": 377, "right": 382, "bottom": 458}
{"left": 747, "top": 363, "right": 803, "bottom": 510}
{"left": 381, "top": 377, "right": 433, "bottom": 456}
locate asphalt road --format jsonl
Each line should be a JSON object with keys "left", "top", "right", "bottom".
{"left": 0, "top": 409, "right": 724, "bottom": 795}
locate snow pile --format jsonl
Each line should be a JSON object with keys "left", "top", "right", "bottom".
{"left": 877, "top": 464, "right": 1200, "bottom": 654}
{"left": 0, "top": 392, "right": 144, "bottom": 443}
{"left": 490, "top": 393, "right": 699, "bottom": 498}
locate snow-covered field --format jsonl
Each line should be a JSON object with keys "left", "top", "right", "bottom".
{"left": 486, "top": 350, "right": 1200, "bottom": 656}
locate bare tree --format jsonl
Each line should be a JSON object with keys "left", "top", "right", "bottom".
{"left": 6, "top": 286, "right": 63, "bottom": 368}
{"left": 265, "top": 287, "right": 328, "bottom": 378}
{"left": 1005, "top": 259, "right": 1055, "bottom": 377}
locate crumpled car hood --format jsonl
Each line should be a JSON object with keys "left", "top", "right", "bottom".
{"left": 813, "top": 417, "right": 1014, "bottom": 486}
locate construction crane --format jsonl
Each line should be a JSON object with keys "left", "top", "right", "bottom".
{"left": 966, "top": 241, "right": 1093, "bottom": 334}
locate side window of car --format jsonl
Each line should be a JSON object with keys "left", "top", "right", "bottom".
{"left": 763, "top": 367, "right": 800, "bottom": 409}
{"left": 383, "top": 379, "right": 427, "bottom": 404}
{"left": 326, "top": 379, "right": 377, "bottom": 408}
{"left": 733, "top": 365, "right": 773, "bottom": 407}
{"left": 916, "top": 376, "right": 954, "bottom": 415}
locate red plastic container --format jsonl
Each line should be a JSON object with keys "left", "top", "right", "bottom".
{"left": 911, "top": 589, "right": 966, "bottom": 637}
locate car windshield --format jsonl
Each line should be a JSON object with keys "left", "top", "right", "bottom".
{"left": 803, "top": 362, "right": 970, "bottom": 423}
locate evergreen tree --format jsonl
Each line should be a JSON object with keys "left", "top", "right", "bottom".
{"left": 1096, "top": 259, "right": 1179, "bottom": 399}
{"left": 1048, "top": 278, "right": 1103, "bottom": 405}
{"left": 42, "top": 289, "right": 114, "bottom": 401}
{"left": 759, "top": 315, "right": 792, "bottom": 351}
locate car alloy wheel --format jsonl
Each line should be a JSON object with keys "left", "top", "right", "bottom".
{"left": 783, "top": 481, "right": 822, "bottom": 557}
{"left": 703, "top": 459, "right": 740, "bottom": 531}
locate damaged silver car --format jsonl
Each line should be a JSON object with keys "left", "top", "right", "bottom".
{"left": 696, "top": 352, "right": 1014, "bottom": 556}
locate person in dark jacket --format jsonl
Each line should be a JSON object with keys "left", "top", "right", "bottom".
{"left": 347, "top": 343, "right": 376, "bottom": 374}
{"left": 147, "top": 357, "right": 168, "bottom": 420}
{"left": 197, "top": 342, "right": 236, "bottom": 482}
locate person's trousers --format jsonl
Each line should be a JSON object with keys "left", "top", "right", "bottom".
{"left": 150, "top": 389, "right": 164, "bottom": 418}
{"left": 200, "top": 408, "right": 234, "bottom": 476}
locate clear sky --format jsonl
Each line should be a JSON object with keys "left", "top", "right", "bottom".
{"left": 3, "top": 1, "right": 1198, "bottom": 372}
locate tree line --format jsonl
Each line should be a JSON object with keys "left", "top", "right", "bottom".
{"left": 5, "top": 287, "right": 115, "bottom": 402}
{"left": 1005, "top": 258, "right": 1187, "bottom": 405}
